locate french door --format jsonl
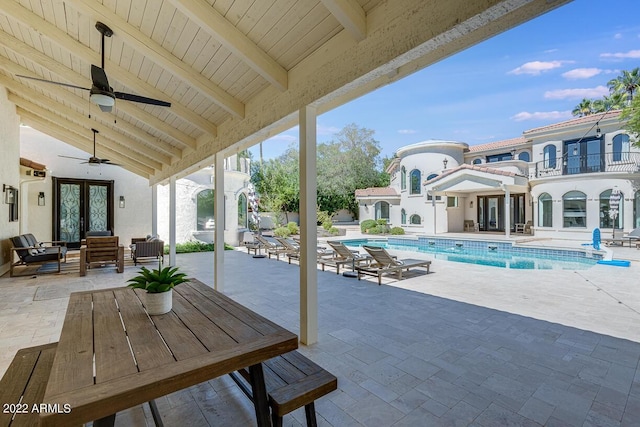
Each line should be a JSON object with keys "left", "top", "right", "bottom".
{"left": 52, "top": 178, "right": 114, "bottom": 248}
{"left": 477, "top": 194, "right": 526, "bottom": 232}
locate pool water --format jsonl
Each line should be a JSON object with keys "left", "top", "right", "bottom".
{"left": 341, "top": 237, "right": 599, "bottom": 270}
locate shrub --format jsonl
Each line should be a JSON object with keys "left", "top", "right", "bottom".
{"left": 376, "top": 219, "right": 388, "bottom": 226}
{"left": 360, "top": 219, "right": 376, "bottom": 233}
{"left": 273, "top": 227, "right": 291, "bottom": 237}
{"left": 329, "top": 227, "right": 340, "bottom": 235}
{"left": 163, "top": 241, "right": 233, "bottom": 254}
{"left": 367, "top": 225, "right": 381, "bottom": 234}
{"left": 390, "top": 227, "right": 405, "bottom": 235}
{"left": 287, "top": 222, "right": 299, "bottom": 235}
{"left": 317, "top": 208, "right": 331, "bottom": 226}
{"left": 322, "top": 221, "right": 333, "bottom": 231}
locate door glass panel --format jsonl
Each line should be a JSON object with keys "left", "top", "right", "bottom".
{"left": 586, "top": 139, "right": 601, "bottom": 172}
{"left": 60, "top": 184, "right": 81, "bottom": 242}
{"left": 478, "top": 197, "right": 484, "bottom": 230}
{"left": 488, "top": 197, "right": 498, "bottom": 230}
{"left": 566, "top": 142, "right": 580, "bottom": 175}
{"left": 88, "top": 185, "right": 108, "bottom": 231}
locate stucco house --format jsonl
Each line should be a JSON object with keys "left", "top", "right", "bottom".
{"left": 356, "top": 111, "right": 640, "bottom": 240}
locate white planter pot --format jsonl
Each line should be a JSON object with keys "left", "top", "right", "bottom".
{"left": 145, "top": 289, "right": 172, "bottom": 315}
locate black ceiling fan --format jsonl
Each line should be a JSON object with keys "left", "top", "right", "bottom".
{"left": 60, "top": 128, "right": 119, "bottom": 166}
{"left": 16, "top": 22, "right": 171, "bottom": 112}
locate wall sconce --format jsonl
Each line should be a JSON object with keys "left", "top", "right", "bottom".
{"left": 470, "top": 200, "right": 473, "bottom": 208}
{"left": 38, "top": 192, "right": 45, "bottom": 206}
{"left": 119, "top": 196, "right": 125, "bottom": 208}
{"left": 3, "top": 184, "right": 16, "bottom": 204}
{"left": 595, "top": 126, "right": 602, "bottom": 138}
{"left": 443, "top": 158, "right": 448, "bottom": 169}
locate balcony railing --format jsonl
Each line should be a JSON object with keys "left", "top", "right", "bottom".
{"left": 533, "top": 152, "right": 640, "bottom": 178}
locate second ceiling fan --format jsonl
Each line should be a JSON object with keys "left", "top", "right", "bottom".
{"left": 60, "top": 128, "right": 119, "bottom": 166}
{"left": 17, "top": 21, "right": 171, "bottom": 112}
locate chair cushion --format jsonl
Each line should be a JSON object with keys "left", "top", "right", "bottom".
{"left": 24, "top": 233, "right": 38, "bottom": 246}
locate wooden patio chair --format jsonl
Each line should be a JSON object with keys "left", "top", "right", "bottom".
{"left": 319, "top": 240, "right": 371, "bottom": 274}
{"left": 255, "top": 235, "right": 290, "bottom": 260}
{"left": 356, "top": 245, "right": 431, "bottom": 285}
{"left": 80, "top": 236, "right": 124, "bottom": 276}
{"left": 273, "top": 237, "right": 301, "bottom": 263}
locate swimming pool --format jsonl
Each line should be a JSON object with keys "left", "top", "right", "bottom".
{"left": 341, "top": 237, "right": 600, "bottom": 270}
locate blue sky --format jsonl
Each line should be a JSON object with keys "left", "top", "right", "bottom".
{"left": 251, "top": 0, "right": 640, "bottom": 161}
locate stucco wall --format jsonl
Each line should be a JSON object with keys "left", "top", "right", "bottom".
{"left": 0, "top": 86, "right": 21, "bottom": 276}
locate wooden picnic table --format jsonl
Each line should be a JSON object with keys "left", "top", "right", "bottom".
{"left": 39, "top": 279, "right": 298, "bottom": 427}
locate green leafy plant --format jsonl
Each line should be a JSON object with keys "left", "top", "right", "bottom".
{"left": 322, "top": 221, "right": 333, "bottom": 231}
{"left": 287, "top": 222, "right": 299, "bottom": 235}
{"left": 390, "top": 227, "right": 405, "bottom": 235}
{"left": 163, "top": 241, "right": 233, "bottom": 254}
{"left": 273, "top": 226, "right": 291, "bottom": 237}
{"left": 127, "top": 266, "right": 188, "bottom": 293}
{"left": 329, "top": 227, "right": 340, "bottom": 235}
{"left": 360, "top": 219, "right": 376, "bottom": 233}
{"left": 367, "top": 225, "right": 381, "bottom": 234}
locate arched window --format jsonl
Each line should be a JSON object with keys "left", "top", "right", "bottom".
{"left": 401, "top": 166, "right": 406, "bottom": 190}
{"left": 375, "top": 201, "right": 389, "bottom": 220}
{"left": 518, "top": 152, "right": 530, "bottom": 162}
{"left": 401, "top": 209, "right": 406, "bottom": 224}
{"left": 600, "top": 189, "right": 623, "bottom": 229}
{"left": 410, "top": 169, "right": 421, "bottom": 194}
{"left": 237, "top": 193, "right": 248, "bottom": 228}
{"left": 612, "top": 134, "right": 630, "bottom": 162}
{"left": 196, "top": 189, "right": 214, "bottom": 231}
{"left": 410, "top": 214, "right": 421, "bottom": 225}
{"left": 538, "top": 193, "right": 552, "bottom": 227}
{"left": 426, "top": 173, "right": 438, "bottom": 181}
{"left": 472, "top": 158, "right": 482, "bottom": 165}
{"left": 543, "top": 145, "right": 556, "bottom": 169}
{"left": 634, "top": 191, "right": 640, "bottom": 228}
{"left": 563, "top": 191, "right": 586, "bottom": 228}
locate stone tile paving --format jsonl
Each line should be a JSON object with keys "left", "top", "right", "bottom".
{"left": 1, "top": 246, "right": 639, "bottom": 426}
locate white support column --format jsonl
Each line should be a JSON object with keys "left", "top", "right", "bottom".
{"left": 299, "top": 105, "right": 318, "bottom": 345}
{"left": 151, "top": 184, "right": 158, "bottom": 237}
{"left": 169, "top": 176, "right": 177, "bottom": 265}
{"left": 214, "top": 153, "right": 225, "bottom": 292}
{"left": 503, "top": 185, "right": 511, "bottom": 238}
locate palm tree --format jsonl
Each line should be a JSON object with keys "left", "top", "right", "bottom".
{"left": 607, "top": 67, "right": 640, "bottom": 104}
{"left": 572, "top": 98, "right": 595, "bottom": 117}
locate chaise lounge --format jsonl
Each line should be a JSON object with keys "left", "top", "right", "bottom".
{"left": 9, "top": 233, "right": 68, "bottom": 277}
{"left": 356, "top": 245, "right": 431, "bottom": 285}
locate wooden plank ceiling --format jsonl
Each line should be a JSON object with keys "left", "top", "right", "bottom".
{"left": 0, "top": 0, "right": 571, "bottom": 182}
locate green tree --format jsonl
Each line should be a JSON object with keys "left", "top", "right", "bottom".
{"left": 607, "top": 67, "right": 640, "bottom": 103}
{"left": 572, "top": 98, "right": 595, "bottom": 117}
{"left": 621, "top": 94, "right": 640, "bottom": 147}
{"left": 251, "top": 146, "right": 299, "bottom": 224}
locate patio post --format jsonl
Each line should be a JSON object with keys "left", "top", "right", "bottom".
{"left": 169, "top": 175, "right": 177, "bottom": 265}
{"left": 299, "top": 105, "right": 318, "bottom": 345}
{"left": 503, "top": 184, "right": 511, "bottom": 238}
{"left": 151, "top": 184, "right": 158, "bottom": 237}
{"left": 214, "top": 152, "right": 225, "bottom": 291}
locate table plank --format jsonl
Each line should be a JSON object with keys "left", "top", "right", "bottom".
{"left": 92, "top": 290, "right": 138, "bottom": 382}
{"left": 45, "top": 293, "right": 94, "bottom": 396}
{"left": 114, "top": 289, "right": 175, "bottom": 371}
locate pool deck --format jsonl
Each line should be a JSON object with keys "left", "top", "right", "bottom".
{"left": 1, "top": 236, "right": 639, "bottom": 426}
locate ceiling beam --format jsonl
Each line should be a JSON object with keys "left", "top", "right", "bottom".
{"left": 0, "top": 65, "right": 182, "bottom": 160}
{"left": 0, "top": 2, "right": 213, "bottom": 140}
{"left": 165, "top": 0, "right": 288, "bottom": 91}
{"left": 18, "top": 109, "right": 153, "bottom": 177}
{"left": 319, "top": 0, "right": 366, "bottom": 41}
{"left": 66, "top": 0, "right": 245, "bottom": 118}
{"left": 10, "top": 94, "right": 165, "bottom": 170}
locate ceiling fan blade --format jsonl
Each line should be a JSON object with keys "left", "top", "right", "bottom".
{"left": 16, "top": 75, "right": 90, "bottom": 91}
{"left": 91, "top": 65, "right": 110, "bottom": 91}
{"left": 114, "top": 92, "right": 171, "bottom": 107}
{"left": 98, "top": 104, "right": 112, "bottom": 112}
{"left": 59, "top": 155, "right": 88, "bottom": 161}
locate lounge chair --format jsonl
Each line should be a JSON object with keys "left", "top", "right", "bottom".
{"left": 356, "top": 245, "right": 431, "bottom": 285}
{"left": 255, "top": 235, "right": 290, "bottom": 260}
{"left": 274, "top": 237, "right": 301, "bottom": 263}
{"left": 626, "top": 228, "right": 640, "bottom": 247}
{"left": 80, "top": 236, "right": 124, "bottom": 276}
{"left": 319, "top": 240, "right": 371, "bottom": 274}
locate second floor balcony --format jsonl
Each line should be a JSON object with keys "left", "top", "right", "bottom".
{"left": 533, "top": 152, "right": 640, "bottom": 178}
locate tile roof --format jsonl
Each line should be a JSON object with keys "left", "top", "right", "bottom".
{"left": 355, "top": 187, "right": 399, "bottom": 197}
{"left": 424, "top": 163, "right": 520, "bottom": 186}
{"left": 523, "top": 110, "right": 622, "bottom": 134}
{"left": 467, "top": 137, "right": 527, "bottom": 153}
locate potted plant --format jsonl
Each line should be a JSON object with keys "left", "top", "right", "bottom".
{"left": 127, "top": 265, "right": 188, "bottom": 315}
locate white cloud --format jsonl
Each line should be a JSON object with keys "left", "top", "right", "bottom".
{"left": 511, "top": 111, "right": 573, "bottom": 122}
{"left": 317, "top": 124, "right": 341, "bottom": 135}
{"left": 265, "top": 134, "right": 297, "bottom": 143}
{"left": 397, "top": 129, "right": 417, "bottom": 134}
{"left": 600, "top": 49, "right": 640, "bottom": 59}
{"left": 508, "top": 60, "right": 573, "bottom": 75}
{"left": 614, "top": 33, "right": 623, "bottom": 39}
{"left": 544, "top": 85, "right": 609, "bottom": 100}
{"left": 561, "top": 68, "right": 603, "bottom": 80}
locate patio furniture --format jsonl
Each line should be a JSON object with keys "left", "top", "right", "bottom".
{"left": 242, "top": 231, "right": 262, "bottom": 255}
{"left": 130, "top": 237, "right": 164, "bottom": 266}
{"left": 86, "top": 230, "right": 113, "bottom": 237}
{"left": 9, "top": 233, "right": 68, "bottom": 277}
{"left": 0, "top": 342, "right": 58, "bottom": 426}
{"left": 626, "top": 227, "right": 640, "bottom": 247}
{"left": 515, "top": 220, "right": 533, "bottom": 234}
{"left": 39, "top": 280, "right": 298, "bottom": 427}
{"left": 357, "top": 245, "right": 431, "bottom": 285}
{"left": 273, "top": 237, "right": 301, "bottom": 264}
{"left": 255, "top": 235, "right": 290, "bottom": 260}
{"left": 319, "top": 240, "right": 371, "bottom": 274}
{"left": 464, "top": 220, "right": 478, "bottom": 232}
{"left": 231, "top": 350, "right": 337, "bottom": 427}
{"left": 79, "top": 236, "right": 124, "bottom": 276}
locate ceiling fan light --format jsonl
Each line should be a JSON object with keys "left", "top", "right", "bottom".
{"left": 90, "top": 92, "right": 115, "bottom": 106}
